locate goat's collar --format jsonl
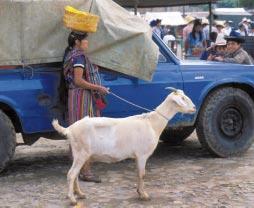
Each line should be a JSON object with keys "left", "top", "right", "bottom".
{"left": 154, "top": 110, "right": 170, "bottom": 121}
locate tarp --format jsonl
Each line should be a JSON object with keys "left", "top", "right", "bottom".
{"left": 145, "top": 12, "right": 187, "bottom": 26}
{"left": 0, "top": 0, "right": 158, "bottom": 81}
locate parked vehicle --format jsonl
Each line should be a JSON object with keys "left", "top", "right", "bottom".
{"left": 1, "top": 33, "right": 254, "bottom": 172}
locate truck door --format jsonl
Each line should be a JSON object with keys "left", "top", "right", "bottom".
{"left": 101, "top": 42, "right": 183, "bottom": 118}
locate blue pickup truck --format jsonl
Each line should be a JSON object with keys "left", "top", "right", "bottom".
{"left": 1, "top": 33, "right": 254, "bottom": 172}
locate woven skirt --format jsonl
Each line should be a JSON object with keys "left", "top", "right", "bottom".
{"left": 68, "top": 88, "right": 97, "bottom": 125}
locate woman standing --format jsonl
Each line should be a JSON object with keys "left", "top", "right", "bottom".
{"left": 185, "top": 19, "right": 207, "bottom": 58}
{"left": 63, "top": 31, "right": 109, "bottom": 182}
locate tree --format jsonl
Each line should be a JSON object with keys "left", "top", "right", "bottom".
{"left": 239, "top": 0, "right": 254, "bottom": 8}
{"left": 217, "top": 0, "right": 238, "bottom": 8}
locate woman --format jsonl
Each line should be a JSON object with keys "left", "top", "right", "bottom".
{"left": 63, "top": 31, "right": 109, "bottom": 182}
{"left": 185, "top": 19, "right": 207, "bottom": 58}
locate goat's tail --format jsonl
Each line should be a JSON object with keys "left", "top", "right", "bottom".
{"left": 52, "top": 119, "right": 68, "bottom": 137}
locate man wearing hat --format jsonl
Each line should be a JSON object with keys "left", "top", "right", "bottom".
{"left": 241, "top": 17, "right": 250, "bottom": 35}
{"left": 214, "top": 31, "right": 253, "bottom": 65}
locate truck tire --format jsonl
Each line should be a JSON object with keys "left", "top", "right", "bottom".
{"left": 196, "top": 87, "right": 254, "bottom": 157}
{"left": 0, "top": 110, "right": 16, "bottom": 173}
{"left": 160, "top": 126, "right": 195, "bottom": 145}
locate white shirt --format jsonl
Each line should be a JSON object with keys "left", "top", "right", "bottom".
{"left": 163, "top": 35, "right": 176, "bottom": 47}
{"left": 223, "top": 26, "right": 232, "bottom": 36}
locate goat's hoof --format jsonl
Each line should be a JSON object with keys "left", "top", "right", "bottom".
{"left": 77, "top": 193, "right": 86, "bottom": 199}
{"left": 69, "top": 196, "right": 77, "bottom": 205}
{"left": 140, "top": 196, "right": 151, "bottom": 201}
{"left": 139, "top": 192, "right": 150, "bottom": 201}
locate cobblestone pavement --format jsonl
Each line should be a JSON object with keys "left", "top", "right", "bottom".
{"left": 1, "top": 132, "right": 254, "bottom": 208}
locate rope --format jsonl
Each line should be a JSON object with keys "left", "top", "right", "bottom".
{"left": 22, "top": 63, "right": 34, "bottom": 78}
{"left": 108, "top": 91, "right": 169, "bottom": 121}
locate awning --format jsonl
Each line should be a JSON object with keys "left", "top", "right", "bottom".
{"left": 213, "top": 8, "right": 252, "bottom": 16}
{"left": 113, "top": 0, "right": 217, "bottom": 8}
{"left": 145, "top": 12, "right": 187, "bottom": 26}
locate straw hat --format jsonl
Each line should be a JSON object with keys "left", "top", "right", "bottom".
{"left": 201, "top": 18, "right": 209, "bottom": 25}
{"left": 215, "top": 21, "right": 225, "bottom": 28}
{"left": 184, "top": 15, "right": 195, "bottom": 24}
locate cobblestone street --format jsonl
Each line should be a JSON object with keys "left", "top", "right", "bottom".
{"left": 0, "top": 132, "right": 254, "bottom": 208}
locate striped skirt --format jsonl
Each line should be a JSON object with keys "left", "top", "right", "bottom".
{"left": 68, "top": 88, "right": 98, "bottom": 125}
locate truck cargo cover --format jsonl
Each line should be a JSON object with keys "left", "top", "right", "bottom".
{"left": 0, "top": 0, "right": 158, "bottom": 80}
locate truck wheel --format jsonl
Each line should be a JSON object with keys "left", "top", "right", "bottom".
{"left": 160, "top": 126, "right": 195, "bottom": 145}
{"left": 0, "top": 110, "right": 16, "bottom": 173}
{"left": 196, "top": 87, "right": 254, "bottom": 157}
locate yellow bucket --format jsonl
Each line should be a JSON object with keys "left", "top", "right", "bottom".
{"left": 63, "top": 6, "right": 99, "bottom": 33}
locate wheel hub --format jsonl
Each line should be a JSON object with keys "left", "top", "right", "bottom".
{"left": 220, "top": 108, "right": 243, "bottom": 137}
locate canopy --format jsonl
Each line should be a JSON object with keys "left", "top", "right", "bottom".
{"left": 145, "top": 12, "right": 187, "bottom": 26}
{"left": 0, "top": 0, "right": 158, "bottom": 81}
{"left": 213, "top": 8, "right": 252, "bottom": 16}
{"left": 113, "top": 0, "right": 217, "bottom": 8}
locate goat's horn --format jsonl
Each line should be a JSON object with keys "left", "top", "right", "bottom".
{"left": 165, "top": 87, "right": 177, "bottom": 92}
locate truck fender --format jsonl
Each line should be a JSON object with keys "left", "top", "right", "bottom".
{"left": 197, "top": 77, "right": 254, "bottom": 111}
{"left": 0, "top": 95, "right": 23, "bottom": 132}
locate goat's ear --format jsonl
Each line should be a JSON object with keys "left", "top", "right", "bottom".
{"left": 171, "top": 95, "right": 187, "bottom": 107}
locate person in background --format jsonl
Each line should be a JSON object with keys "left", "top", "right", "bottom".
{"left": 237, "top": 23, "right": 248, "bottom": 36}
{"left": 182, "top": 15, "right": 195, "bottom": 44}
{"left": 202, "top": 18, "right": 218, "bottom": 46}
{"left": 152, "top": 19, "right": 163, "bottom": 39}
{"left": 247, "top": 19, "right": 253, "bottom": 34}
{"left": 241, "top": 17, "right": 249, "bottom": 36}
{"left": 200, "top": 31, "right": 218, "bottom": 60}
{"left": 163, "top": 30, "right": 176, "bottom": 51}
{"left": 207, "top": 36, "right": 227, "bottom": 61}
{"left": 215, "top": 21, "right": 226, "bottom": 39}
{"left": 249, "top": 23, "right": 254, "bottom": 36}
{"left": 214, "top": 30, "right": 253, "bottom": 65}
{"left": 185, "top": 19, "right": 207, "bottom": 58}
{"left": 63, "top": 31, "right": 109, "bottom": 183}
{"left": 223, "top": 20, "right": 233, "bottom": 36}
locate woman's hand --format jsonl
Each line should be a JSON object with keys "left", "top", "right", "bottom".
{"left": 97, "top": 86, "right": 109, "bottom": 95}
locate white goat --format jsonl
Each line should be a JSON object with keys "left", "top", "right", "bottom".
{"left": 52, "top": 88, "right": 196, "bottom": 205}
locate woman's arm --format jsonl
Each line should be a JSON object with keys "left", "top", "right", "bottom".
{"left": 74, "top": 67, "right": 108, "bottom": 94}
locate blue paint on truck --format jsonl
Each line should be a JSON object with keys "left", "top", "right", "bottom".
{"left": 1, "top": 33, "right": 254, "bottom": 160}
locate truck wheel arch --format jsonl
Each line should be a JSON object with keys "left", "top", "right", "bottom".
{"left": 195, "top": 82, "right": 254, "bottom": 126}
{"left": 0, "top": 102, "right": 22, "bottom": 133}
{"left": 0, "top": 109, "right": 16, "bottom": 173}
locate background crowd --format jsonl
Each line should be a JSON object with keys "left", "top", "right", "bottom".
{"left": 150, "top": 16, "right": 254, "bottom": 64}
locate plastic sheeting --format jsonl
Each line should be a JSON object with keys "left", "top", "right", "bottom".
{"left": 0, "top": 0, "right": 158, "bottom": 80}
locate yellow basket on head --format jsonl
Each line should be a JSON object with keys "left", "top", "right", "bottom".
{"left": 63, "top": 6, "right": 99, "bottom": 33}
